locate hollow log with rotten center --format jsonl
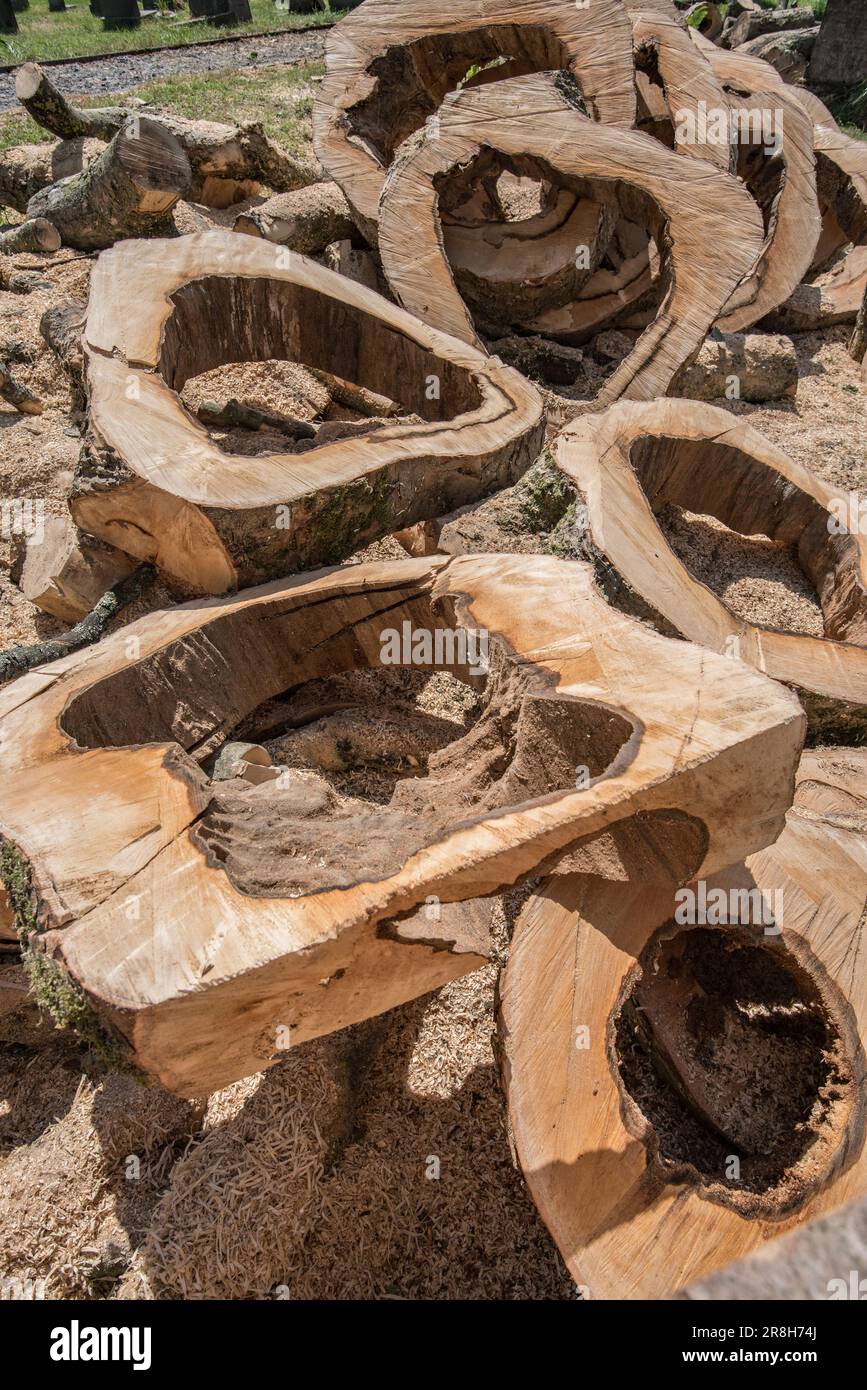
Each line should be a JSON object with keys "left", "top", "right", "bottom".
{"left": 0, "top": 552, "right": 803, "bottom": 1096}
{"left": 312, "top": 0, "right": 638, "bottom": 244}
{"left": 75, "top": 231, "right": 544, "bottom": 593}
{"left": 554, "top": 397, "right": 867, "bottom": 715}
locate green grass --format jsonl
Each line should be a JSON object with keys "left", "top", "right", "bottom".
{"left": 0, "top": 55, "right": 324, "bottom": 150}
{"left": 0, "top": 0, "right": 337, "bottom": 65}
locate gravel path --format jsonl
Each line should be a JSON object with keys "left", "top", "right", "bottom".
{"left": 0, "top": 28, "right": 328, "bottom": 112}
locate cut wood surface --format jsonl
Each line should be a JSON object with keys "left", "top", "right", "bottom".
{"left": 522, "top": 220, "right": 660, "bottom": 345}
{"left": 764, "top": 128, "right": 867, "bottom": 332}
{"left": 0, "top": 218, "right": 61, "bottom": 255}
{"left": 0, "top": 552, "right": 803, "bottom": 1096}
{"left": 715, "top": 86, "right": 821, "bottom": 332}
{"left": 555, "top": 397, "right": 867, "bottom": 705}
{"left": 378, "top": 73, "right": 764, "bottom": 406}
{"left": 77, "top": 231, "right": 544, "bottom": 592}
{"left": 312, "top": 0, "right": 637, "bottom": 239}
{"left": 632, "top": 8, "right": 732, "bottom": 172}
{"left": 26, "top": 117, "right": 191, "bottom": 251}
{"left": 441, "top": 174, "right": 618, "bottom": 330}
{"left": 20, "top": 516, "right": 137, "bottom": 625}
{"left": 15, "top": 62, "right": 318, "bottom": 208}
{"left": 499, "top": 747, "right": 867, "bottom": 1299}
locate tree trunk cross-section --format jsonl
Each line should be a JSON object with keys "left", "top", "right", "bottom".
{"left": 378, "top": 72, "right": 765, "bottom": 407}
{"left": 499, "top": 748, "right": 867, "bottom": 1299}
{"left": 312, "top": 0, "right": 637, "bottom": 241}
{"left": 15, "top": 62, "right": 318, "bottom": 209}
{"left": 0, "top": 552, "right": 803, "bottom": 1096}
{"left": 77, "top": 231, "right": 544, "bottom": 593}
{"left": 555, "top": 398, "right": 867, "bottom": 708}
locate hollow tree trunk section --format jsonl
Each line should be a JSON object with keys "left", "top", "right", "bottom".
{"left": 0, "top": 552, "right": 802, "bottom": 1096}
{"left": 312, "top": 0, "right": 637, "bottom": 240}
{"left": 499, "top": 747, "right": 867, "bottom": 1298}
{"left": 554, "top": 397, "right": 867, "bottom": 708}
{"left": 378, "top": 72, "right": 765, "bottom": 407}
{"left": 76, "top": 231, "right": 544, "bottom": 592}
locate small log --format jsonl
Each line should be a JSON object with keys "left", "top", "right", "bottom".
{"left": 0, "top": 562, "right": 153, "bottom": 686}
{"left": 673, "top": 331, "right": 798, "bottom": 402}
{"left": 19, "top": 515, "right": 137, "bottom": 624}
{"left": 39, "top": 299, "right": 86, "bottom": 399}
{"left": 729, "top": 6, "right": 816, "bottom": 48}
{"left": 378, "top": 72, "right": 765, "bottom": 406}
{"left": 25, "top": 117, "right": 191, "bottom": 250}
{"left": 196, "top": 398, "right": 316, "bottom": 438}
{"left": 14, "top": 65, "right": 130, "bottom": 141}
{"left": 0, "top": 361, "right": 42, "bottom": 415}
{"left": 232, "top": 182, "right": 354, "bottom": 253}
{"left": 737, "top": 26, "right": 819, "bottom": 83}
{"left": 0, "top": 219, "right": 61, "bottom": 255}
{"left": 0, "top": 552, "right": 802, "bottom": 1095}
{"left": 555, "top": 397, "right": 867, "bottom": 709}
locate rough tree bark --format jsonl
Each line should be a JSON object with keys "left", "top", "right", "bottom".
{"left": 232, "top": 182, "right": 355, "bottom": 252}
{"left": 25, "top": 117, "right": 191, "bottom": 250}
{"left": 0, "top": 552, "right": 802, "bottom": 1096}
{"left": 0, "top": 138, "right": 103, "bottom": 214}
{"left": 0, "top": 362, "right": 42, "bottom": 415}
{"left": 76, "top": 230, "right": 544, "bottom": 592}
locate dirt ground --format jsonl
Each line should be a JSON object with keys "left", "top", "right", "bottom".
{"left": 0, "top": 183, "right": 865, "bottom": 1300}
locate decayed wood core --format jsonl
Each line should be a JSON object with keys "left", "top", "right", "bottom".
{"left": 612, "top": 923, "right": 855, "bottom": 1217}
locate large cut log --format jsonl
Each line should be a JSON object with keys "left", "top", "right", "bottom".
{"left": 500, "top": 747, "right": 867, "bottom": 1299}
{"left": 15, "top": 63, "right": 317, "bottom": 207}
{"left": 378, "top": 73, "right": 764, "bottom": 407}
{"left": 0, "top": 551, "right": 802, "bottom": 1096}
{"left": 26, "top": 118, "right": 191, "bottom": 250}
{"left": 312, "top": 0, "right": 637, "bottom": 241}
{"left": 715, "top": 86, "right": 821, "bottom": 332}
{"left": 232, "top": 182, "right": 355, "bottom": 252}
{"left": 632, "top": 8, "right": 733, "bottom": 173}
{"left": 764, "top": 126, "right": 867, "bottom": 332}
{"left": 555, "top": 398, "right": 867, "bottom": 709}
{"left": 729, "top": 6, "right": 817, "bottom": 49}
{"left": 76, "top": 231, "right": 544, "bottom": 592}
